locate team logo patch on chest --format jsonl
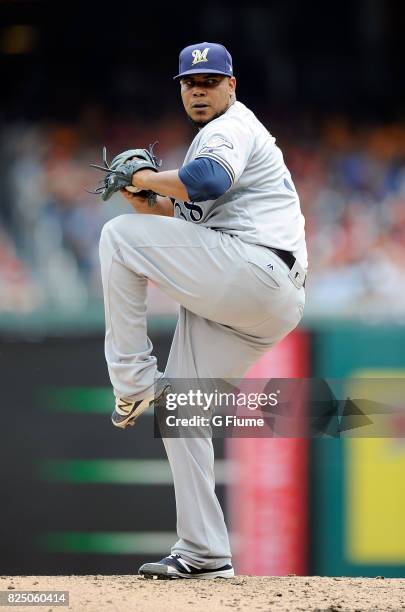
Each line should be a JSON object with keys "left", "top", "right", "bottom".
{"left": 191, "top": 48, "right": 210, "bottom": 65}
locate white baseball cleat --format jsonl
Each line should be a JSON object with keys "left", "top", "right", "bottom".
{"left": 111, "top": 380, "right": 171, "bottom": 429}
{"left": 138, "top": 553, "right": 234, "bottom": 580}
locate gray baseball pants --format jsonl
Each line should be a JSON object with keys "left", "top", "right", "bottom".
{"left": 99, "top": 213, "right": 305, "bottom": 569}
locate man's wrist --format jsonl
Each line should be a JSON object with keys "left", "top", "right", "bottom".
{"left": 131, "top": 169, "right": 155, "bottom": 190}
{"left": 130, "top": 168, "right": 189, "bottom": 201}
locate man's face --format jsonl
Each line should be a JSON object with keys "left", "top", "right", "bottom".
{"left": 180, "top": 74, "right": 236, "bottom": 127}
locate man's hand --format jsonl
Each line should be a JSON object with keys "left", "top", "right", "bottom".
{"left": 120, "top": 190, "right": 174, "bottom": 217}
{"left": 120, "top": 189, "right": 149, "bottom": 210}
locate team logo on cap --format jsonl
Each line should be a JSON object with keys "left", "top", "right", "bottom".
{"left": 191, "top": 48, "right": 209, "bottom": 65}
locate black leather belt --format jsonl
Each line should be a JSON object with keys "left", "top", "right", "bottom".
{"left": 267, "top": 247, "right": 306, "bottom": 288}
{"left": 267, "top": 247, "right": 296, "bottom": 270}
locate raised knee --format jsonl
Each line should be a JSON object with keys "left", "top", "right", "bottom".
{"left": 100, "top": 214, "right": 133, "bottom": 241}
{"left": 100, "top": 213, "right": 170, "bottom": 253}
{"left": 99, "top": 215, "right": 133, "bottom": 261}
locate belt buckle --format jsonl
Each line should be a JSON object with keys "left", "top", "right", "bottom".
{"left": 288, "top": 259, "right": 306, "bottom": 289}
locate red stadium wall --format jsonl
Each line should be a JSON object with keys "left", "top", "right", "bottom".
{"left": 226, "top": 330, "right": 309, "bottom": 575}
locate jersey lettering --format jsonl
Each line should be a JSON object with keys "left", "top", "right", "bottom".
{"left": 174, "top": 201, "right": 203, "bottom": 222}
{"left": 184, "top": 201, "right": 203, "bottom": 222}
{"left": 174, "top": 202, "right": 187, "bottom": 220}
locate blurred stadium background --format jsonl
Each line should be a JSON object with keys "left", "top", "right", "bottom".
{"left": 0, "top": 0, "right": 404, "bottom": 578}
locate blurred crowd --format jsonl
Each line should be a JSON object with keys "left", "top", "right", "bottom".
{"left": 284, "top": 117, "right": 405, "bottom": 319}
{"left": 0, "top": 109, "right": 404, "bottom": 319}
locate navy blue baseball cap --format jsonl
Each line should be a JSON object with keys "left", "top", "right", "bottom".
{"left": 173, "top": 42, "right": 233, "bottom": 80}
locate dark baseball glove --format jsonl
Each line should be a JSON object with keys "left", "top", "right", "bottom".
{"left": 89, "top": 143, "right": 162, "bottom": 205}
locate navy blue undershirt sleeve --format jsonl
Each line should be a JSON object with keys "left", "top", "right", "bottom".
{"left": 178, "top": 157, "right": 232, "bottom": 202}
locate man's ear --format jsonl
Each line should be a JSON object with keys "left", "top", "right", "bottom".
{"left": 228, "top": 76, "right": 237, "bottom": 100}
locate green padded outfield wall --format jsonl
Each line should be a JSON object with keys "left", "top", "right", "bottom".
{"left": 310, "top": 323, "right": 405, "bottom": 577}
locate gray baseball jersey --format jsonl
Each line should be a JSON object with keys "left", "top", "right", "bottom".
{"left": 174, "top": 100, "right": 307, "bottom": 267}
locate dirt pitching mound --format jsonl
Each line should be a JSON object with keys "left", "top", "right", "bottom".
{"left": 1, "top": 575, "right": 404, "bottom": 611}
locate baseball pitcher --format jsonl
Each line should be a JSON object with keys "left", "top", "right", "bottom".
{"left": 94, "top": 42, "right": 307, "bottom": 579}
